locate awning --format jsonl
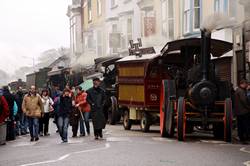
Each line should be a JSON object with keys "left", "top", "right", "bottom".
{"left": 161, "top": 38, "right": 233, "bottom": 57}
{"left": 85, "top": 72, "right": 103, "bottom": 80}
{"left": 47, "top": 68, "right": 70, "bottom": 77}
{"left": 94, "top": 55, "right": 122, "bottom": 66}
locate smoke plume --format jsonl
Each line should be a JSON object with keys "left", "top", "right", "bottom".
{"left": 201, "top": 13, "right": 237, "bottom": 33}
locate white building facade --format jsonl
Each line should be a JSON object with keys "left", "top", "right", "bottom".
{"left": 67, "top": 0, "right": 83, "bottom": 59}
{"left": 105, "top": 0, "right": 141, "bottom": 56}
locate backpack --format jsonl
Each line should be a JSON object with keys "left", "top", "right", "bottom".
{"left": 13, "top": 101, "right": 18, "bottom": 116}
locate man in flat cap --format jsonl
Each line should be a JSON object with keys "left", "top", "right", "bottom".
{"left": 235, "top": 79, "right": 250, "bottom": 144}
{"left": 87, "top": 78, "right": 106, "bottom": 140}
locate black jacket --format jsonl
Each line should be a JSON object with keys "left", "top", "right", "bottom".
{"left": 235, "top": 87, "right": 250, "bottom": 116}
{"left": 58, "top": 96, "right": 73, "bottom": 117}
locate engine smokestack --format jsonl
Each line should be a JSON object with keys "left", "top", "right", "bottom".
{"left": 201, "top": 29, "right": 211, "bottom": 81}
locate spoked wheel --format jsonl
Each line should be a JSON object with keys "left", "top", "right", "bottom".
{"left": 224, "top": 98, "right": 232, "bottom": 142}
{"left": 177, "top": 97, "right": 186, "bottom": 141}
{"left": 160, "top": 82, "right": 167, "bottom": 137}
{"left": 165, "top": 100, "right": 175, "bottom": 137}
{"left": 108, "top": 96, "right": 118, "bottom": 125}
{"left": 140, "top": 112, "right": 150, "bottom": 132}
{"left": 160, "top": 80, "right": 176, "bottom": 138}
{"left": 123, "top": 110, "right": 132, "bottom": 130}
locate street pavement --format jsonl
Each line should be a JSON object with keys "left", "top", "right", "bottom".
{"left": 0, "top": 122, "right": 249, "bottom": 166}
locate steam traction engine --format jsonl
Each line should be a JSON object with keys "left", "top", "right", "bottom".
{"left": 160, "top": 29, "right": 233, "bottom": 142}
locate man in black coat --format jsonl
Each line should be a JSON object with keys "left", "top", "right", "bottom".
{"left": 235, "top": 80, "right": 250, "bottom": 144}
{"left": 57, "top": 88, "right": 73, "bottom": 143}
{"left": 87, "top": 78, "right": 106, "bottom": 140}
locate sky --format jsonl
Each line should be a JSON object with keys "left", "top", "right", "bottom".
{"left": 0, "top": 0, "right": 71, "bottom": 74}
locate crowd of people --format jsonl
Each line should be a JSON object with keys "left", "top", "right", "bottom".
{"left": 0, "top": 77, "right": 106, "bottom": 144}
{"left": 0, "top": 78, "right": 250, "bottom": 145}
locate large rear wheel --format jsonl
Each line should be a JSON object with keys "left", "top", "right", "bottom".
{"left": 160, "top": 82, "right": 167, "bottom": 137}
{"left": 160, "top": 80, "right": 176, "bottom": 138}
{"left": 123, "top": 110, "right": 132, "bottom": 130}
{"left": 108, "top": 96, "right": 119, "bottom": 125}
{"left": 165, "top": 100, "right": 175, "bottom": 137}
{"left": 224, "top": 98, "right": 232, "bottom": 142}
{"left": 177, "top": 97, "right": 186, "bottom": 141}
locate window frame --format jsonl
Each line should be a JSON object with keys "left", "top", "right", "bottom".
{"left": 193, "top": 0, "right": 201, "bottom": 31}
{"left": 88, "top": 0, "right": 92, "bottom": 22}
{"left": 162, "top": 0, "right": 175, "bottom": 40}
{"left": 183, "top": 0, "right": 191, "bottom": 34}
{"left": 97, "top": 0, "right": 102, "bottom": 16}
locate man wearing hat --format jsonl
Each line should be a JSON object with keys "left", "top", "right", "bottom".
{"left": 235, "top": 79, "right": 250, "bottom": 144}
{"left": 87, "top": 77, "right": 106, "bottom": 139}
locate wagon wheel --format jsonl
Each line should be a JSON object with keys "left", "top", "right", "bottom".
{"left": 177, "top": 97, "right": 186, "bottom": 141}
{"left": 165, "top": 100, "right": 175, "bottom": 138}
{"left": 160, "top": 82, "right": 167, "bottom": 137}
{"left": 140, "top": 112, "right": 150, "bottom": 132}
{"left": 224, "top": 98, "right": 232, "bottom": 142}
{"left": 123, "top": 109, "right": 132, "bottom": 130}
{"left": 108, "top": 96, "right": 118, "bottom": 125}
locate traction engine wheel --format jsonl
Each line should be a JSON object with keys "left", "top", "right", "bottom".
{"left": 123, "top": 109, "right": 132, "bottom": 130}
{"left": 108, "top": 96, "right": 118, "bottom": 125}
{"left": 224, "top": 98, "right": 232, "bottom": 142}
{"left": 160, "top": 83, "right": 167, "bottom": 137}
{"left": 140, "top": 112, "right": 150, "bottom": 132}
{"left": 177, "top": 97, "right": 186, "bottom": 141}
{"left": 165, "top": 100, "right": 175, "bottom": 137}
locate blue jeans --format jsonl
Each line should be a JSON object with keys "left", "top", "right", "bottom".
{"left": 28, "top": 117, "right": 39, "bottom": 138}
{"left": 21, "top": 114, "right": 29, "bottom": 134}
{"left": 57, "top": 116, "right": 69, "bottom": 141}
{"left": 80, "top": 112, "right": 90, "bottom": 135}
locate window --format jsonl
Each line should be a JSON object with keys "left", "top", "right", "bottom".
{"left": 193, "top": 0, "right": 200, "bottom": 30}
{"left": 127, "top": 18, "right": 133, "bottom": 42}
{"left": 97, "top": 0, "right": 102, "bottom": 16}
{"left": 229, "top": 0, "right": 237, "bottom": 18}
{"left": 184, "top": 0, "right": 191, "bottom": 33}
{"left": 162, "top": 0, "right": 174, "bottom": 39}
{"left": 88, "top": 0, "right": 92, "bottom": 21}
{"left": 144, "top": 10, "right": 156, "bottom": 37}
{"left": 183, "top": 0, "right": 200, "bottom": 34}
{"left": 214, "top": 0, "right": 229, "bottom": 14}
{"left": 112, "top": 24, "right": 118, "bottom": 33}
{"left": 111, "top": 0, "right": 116, "bottom": 8}
{"left": 214, "top": 0, "right": 220, "bottom": 12}
{"left": 97, "top": 30, "right": 103, "bottom": 57}
{"left": 87, "top": 34, "right": 95, "bottom": 50}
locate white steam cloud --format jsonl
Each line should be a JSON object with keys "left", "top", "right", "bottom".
{"left": 201, "top": 13, "right": 237, "bottom": 33}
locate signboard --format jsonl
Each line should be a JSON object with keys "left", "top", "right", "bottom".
{"left": 144, "top": 17, "right": 156, "bottom": 37}
{"left": 109, "top": 33, "right": 121, "bottom": 48}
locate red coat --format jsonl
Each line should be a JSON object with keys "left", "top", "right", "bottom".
{"left": 0, "top": 96, "right": 10, "bottom": 123}
{"left": 75, "top": 92, "right": 90, "bottom": 112}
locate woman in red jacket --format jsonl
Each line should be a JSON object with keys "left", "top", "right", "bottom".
{"left": 75, "top": 86, "right": 90, "bottom": 136}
